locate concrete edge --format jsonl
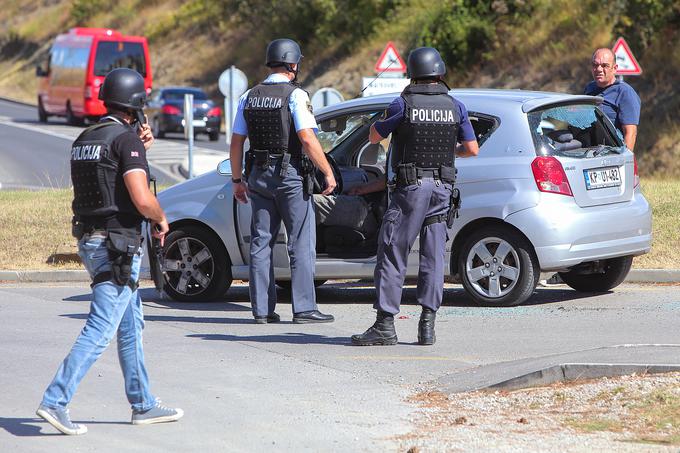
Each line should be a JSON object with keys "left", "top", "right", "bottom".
{"left": 0, "top": 268, "right": 151, "bottom": 283}
{"left": 483, "top": 363, "right": 680, "bottom": 392}
{"left": 538, "top": 269, "right": 680, "bottom": 284}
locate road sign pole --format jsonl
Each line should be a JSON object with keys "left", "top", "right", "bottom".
{"left": 228, "top": 65, "right": 235, "bottom": 145}
{"left": 184, "top": 93, "right": 194, "bottom": 178}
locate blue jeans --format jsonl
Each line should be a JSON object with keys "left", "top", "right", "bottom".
{"left": 41, "top": 233, "right": 156, "bottom": 412}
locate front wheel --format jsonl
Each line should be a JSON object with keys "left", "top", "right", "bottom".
{"left": 458, "top": 226, "right": 539, "bottom": 307}
{"left": 38, "top": 97, "right": 48, "bottom": 123}
{"left": 161, "top": 225, "right": 232, "bottom": 302}
{"left": 559, "top": 256, "right": 633, "bottom": 292}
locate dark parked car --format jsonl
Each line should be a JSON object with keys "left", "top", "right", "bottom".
{"left": 146, "top": 87, "right": 222, "bottom": 141}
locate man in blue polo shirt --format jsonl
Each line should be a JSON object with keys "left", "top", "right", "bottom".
{"left": 584, "top": 48, "right": 641, "bottom": 151}
{"left": 351, "top": 47, "right": 479, "bottom": 346}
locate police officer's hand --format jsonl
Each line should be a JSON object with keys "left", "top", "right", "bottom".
{"left": 139, "top": 121, "right": 154, "bottom": 151}
{"left": 152, "top": 218, "right": 169, "bottom": 247}
{"left": 233, "top": 181, "right": 249, "bottom": 204}
{"left": 322, "top": 173, "right": 337, "bottom": 196}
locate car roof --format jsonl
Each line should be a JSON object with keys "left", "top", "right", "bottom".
{"left": 315, "top": 88, "right": 601, "bottom": 117}
{"left": 158, "top": 86, "right": 207, "bottom": 93}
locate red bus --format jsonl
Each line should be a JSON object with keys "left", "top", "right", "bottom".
{"left": 36, "top": 28, "right": 152, "bottom": 124}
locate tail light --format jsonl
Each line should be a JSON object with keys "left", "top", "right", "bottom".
{"left": 207, "top": 107, "right": 222, "bottom": 117}
{"left": 162, "top": 105, "right": 182, "bottom": 115}
{"left": 84, "top": 85, "right": 92, "bottom": 100}
{"left": 531, "top": 156, "right": 573, "bottom": 196}
{"left": 633, "top": 155, "right": 640, "bottom": 188}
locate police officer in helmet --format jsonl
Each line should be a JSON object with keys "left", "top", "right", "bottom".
{"left": 351, "top": 47, "right": 479, "bottom": 346}
{"left": 230, "top": 38, "right": 336, "bottom": 324}
{"left": 36, "top": 68, "right": 183, "bottom": 435}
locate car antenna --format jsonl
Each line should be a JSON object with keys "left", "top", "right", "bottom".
{"left": 356, "top": 59, "right": 398, "bottom": 99}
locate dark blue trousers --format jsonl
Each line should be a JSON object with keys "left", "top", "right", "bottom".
{"left": 374, "top": 178, "right": 451, "bottom": 314}
{"left": 247, "top": 157, "right": 317, "bottom": 317}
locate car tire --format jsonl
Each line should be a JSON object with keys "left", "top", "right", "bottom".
{"left": 458, "top": 226, "right": 539, "bottom": 307}
{"left": 161, "top": 225, "right": 232, "bottom": 302}
{"left": 152, "top": 117, "right": 165, "bottom": 138}
{"left": 208, "top": 131, "right": 219, "bottom": 141}
{"left": 275, "top": 279, "right": 328, "bottom": 290}
{"left": 38, "top": 97, "right": 48, "bottom": 123}
{"left": 66, "top": 102, "right": 83, "bottom": 126}
{"left": 558, "top": 256, "right": 633, "bottom": 292}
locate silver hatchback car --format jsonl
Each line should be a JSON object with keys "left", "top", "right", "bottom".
{"left": 148, "top": 89, "right": 651, "bottom": 306}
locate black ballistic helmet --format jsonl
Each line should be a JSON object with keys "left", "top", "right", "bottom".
{"left": 265, "top": 38, "right": 303, "bottom": 67}
{"left": 99, "top": 68, "right": 147, "bottom": 124}
{"left": 407, "top": 47, "right": 446, "bottom": 79}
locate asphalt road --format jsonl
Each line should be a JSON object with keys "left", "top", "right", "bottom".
{"left": 0, "top": 99, "right": 228, "bottom": 190}
{"left": 1, "top": 281, "right": 679, "bottom": 452}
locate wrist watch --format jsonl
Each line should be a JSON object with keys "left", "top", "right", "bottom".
{"left": 231, "top": 177, "right": 242, "bottom": 184}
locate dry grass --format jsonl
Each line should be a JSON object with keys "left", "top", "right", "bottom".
{"left": 0, "top": 189, "right": 79, "bottom": 270}
{"left": 634, "top": 178, "right": 680, "bottom": 269}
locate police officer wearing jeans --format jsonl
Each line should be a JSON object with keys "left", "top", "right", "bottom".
{"left": 36, "top": 68, "right": 182, "bottom": 435}
{"left": 230, "top": 38, "right": 336, "bottom": 324}
{"left": 352, "top": 47, "right": 479, "bottom": 346}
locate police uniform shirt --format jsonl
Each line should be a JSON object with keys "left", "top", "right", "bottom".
{"left": 108, "top": 120, "right": 149, "bottom": 228}
{"left": 584, "top": 80, "right": 641, "bottom": 133}
{"left": 232, "top": 73, "right": 318, "bottom": 135}
{"left": 374, "top": 95, "right": 476, "bottom": 142}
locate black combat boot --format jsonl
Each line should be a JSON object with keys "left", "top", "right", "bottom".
{"left": 418, "top": 308, "right": 436, "bottom": 345}
{"left": 351, "top": 311, "right": 398, "bottom": 346}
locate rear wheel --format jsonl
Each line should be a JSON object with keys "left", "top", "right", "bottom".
{"left": 559, "top": 256, "right": 633, "bottom": 292}
{"left": 458, "top": 226, "right": 539, "bottom": 307}
{"left": 152, "top": 116, "right": 165, "bottom": 138}
{"left": 66, "top": 102, "right": 83, "bottom": 126}
{"left": 37, "top": 97, "right": 48, "bottom": 123}
{"left": 161, "top": 225, "right": 232, "bottom": 302}
{"left": 208, "top": 131, "right": 219, "bottom": 141}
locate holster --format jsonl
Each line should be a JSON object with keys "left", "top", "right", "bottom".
{"left": 244, "top": 150, "right": 254, "bottom": 179}
{"left": 447, "top": 188, "right": 461, "bottom": 228}
{"left": 71, "top": 216, "right": 85, "bottom": 240}
{"left": 106, "top": 229, "right": 142, "bottom": 287}
{"left": 301, "top": 155, "right": 315, "bottom": 195}
{"left": 279, "top": 152, "right": 291, "bottom": 178}
{"left": 251, "top": 149, "right": 270, "bottom": 170}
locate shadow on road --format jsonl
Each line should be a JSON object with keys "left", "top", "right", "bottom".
{"left": 187, "top": 332, "right": 350, "bottom": 345}
{"left": 62, "top": 283, "right": 605, "bottom": 311}
{"left": 0, "top": 417, "right": 127, "bottom": 437}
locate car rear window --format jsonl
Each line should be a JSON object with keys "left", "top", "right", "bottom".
{"left": 162, "top": 90, "right": 208, "bottom": 101}
{"left": 94, "top": 41, "right": 146, "bottom": 77}
{"left": 528, "top": 104, "right": 623, "bottom": 156}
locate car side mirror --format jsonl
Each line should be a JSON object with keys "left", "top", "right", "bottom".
{"left": 36, "top": 65, "right": 48, "bottom": 77}
{"left": 217, "top": 159, "right": 231, "bottom": 176}
{"left": 319, "top": 116, "right": 347, "bottom": 134}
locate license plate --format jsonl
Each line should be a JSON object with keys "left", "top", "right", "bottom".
{"left": 192, "top": 120, "right": 206, "bottom": 127}
{"left": 584, "top": 166, "right": 621, "bottom": 190}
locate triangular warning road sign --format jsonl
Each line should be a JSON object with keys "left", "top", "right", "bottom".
{"left": 375, "top": 41, "right": 406, "bottom": 73}
{"left": 612, "top": 37, "right": 642, "bottom": 76}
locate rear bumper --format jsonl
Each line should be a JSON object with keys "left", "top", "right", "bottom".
{"left": 162, "top": 114, "right": 220, "bottom": 133}
{"left": 505, "top": 192, "right": 652, "bottom": 270}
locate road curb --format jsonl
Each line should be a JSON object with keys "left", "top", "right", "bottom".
{"left": 0, "top": 268, "right": 151, "bottom": 283}
{"left": 0, "top": 95, "right": 36, "bottom": 108}
{"left": 484, "top": 363, "right": 680, "bottom": 392}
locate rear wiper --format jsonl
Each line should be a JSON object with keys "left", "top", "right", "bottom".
{"left": 585, "top": 145, "right": 621, "bottom": 158}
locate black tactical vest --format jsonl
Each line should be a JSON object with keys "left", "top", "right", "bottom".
{"left": 244, "top": 82, "right": 303, "bottom": 156}
{"left": 70, "top": 118, "right": 137, "bottom": 221}
{"left": 392, "top": 82, "right": 460, "bottom": 172}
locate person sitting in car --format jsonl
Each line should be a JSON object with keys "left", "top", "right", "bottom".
{"left": 313, "top": 177, "right": 386, "bottom": 237}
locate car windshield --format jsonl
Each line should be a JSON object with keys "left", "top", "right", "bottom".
{"left": 163, "top": 89, "right": 208, "bottom": 101}
{"left": 528, "top": 104, "right": 623, "bottom": 157}
{"left": 94, "top": 41, "right": 146, "bottom": 77}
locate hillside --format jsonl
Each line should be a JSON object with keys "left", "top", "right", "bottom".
{"left": 1, "top": 0, "right": 678, "bottom": 175}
